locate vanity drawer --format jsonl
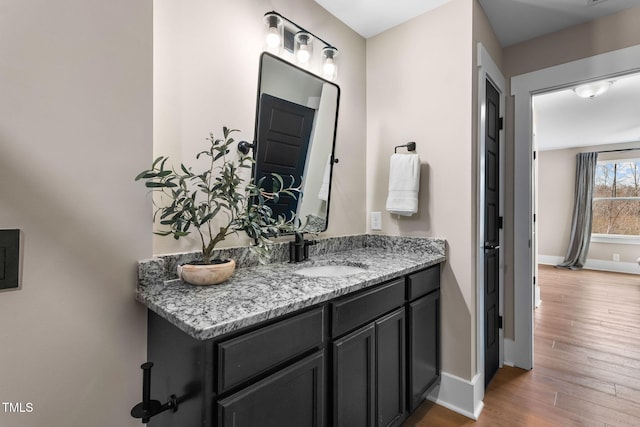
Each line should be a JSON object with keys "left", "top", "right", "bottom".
{"left": 216, "top": 306, "right": 325, "bottom": 393}
{"left": 407, "top": 265, "right": 440, "bottom": 301}
{"left": 331, "top": 278, "right": 405, "bottom": 338}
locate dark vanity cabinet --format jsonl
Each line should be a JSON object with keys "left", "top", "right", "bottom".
{"left": 216, "top": 307, "right": 326, "bottom": 427}
{"left": 331, "top": 279, "right": 406, "bottom": 427}
{"left": 146, "top": 306, "right": 326, "bottom": 427}
{"left": 407, "top": 267, "right": 441, "bottom": 411}
{"left": 145, "top": 264, "right": 440, "bottom": 427}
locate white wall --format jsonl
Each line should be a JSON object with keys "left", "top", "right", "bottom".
{"left": 153, "top": 0, "right": 367, "bottom": 256}
{"left": 0, "top": 1, "right": 362, "bottom": 425}
{"left": 503, "top": 5, "right": 640, "bottom": 336}
{"left": 367, "top": 0, "right": 476, "bottom": 381}
{"left": 0, "top": 1, "right": 152, "bottom": 426}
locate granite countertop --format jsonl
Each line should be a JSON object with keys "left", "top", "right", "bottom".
{"left": 136, "top": 234, "right": 446, "bottom": 341}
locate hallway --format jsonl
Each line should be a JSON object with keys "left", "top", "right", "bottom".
{"left": 404, "top": 265, "right": 640, "bottom": 426}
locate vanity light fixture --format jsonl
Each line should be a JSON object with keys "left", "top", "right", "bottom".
{"left": 322, "top": 46, "right": 338, "bottom": 81}
{"left": 263, "top": 11, "right": 339, "bottom": 80}
{"left": 573, "top": 81, "right": 612, "bottom": 99}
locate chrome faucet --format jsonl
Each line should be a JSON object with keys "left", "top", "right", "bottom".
{"left": 289, "top": 232, "right": 317, "bottom": 263}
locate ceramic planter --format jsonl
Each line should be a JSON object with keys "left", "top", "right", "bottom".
{"left": 177, "top": 259, "right": 236, "bottom": 286}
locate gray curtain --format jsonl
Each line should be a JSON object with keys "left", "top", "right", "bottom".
{"left": 557, "top": 152, "right": 598, "bottom": 270}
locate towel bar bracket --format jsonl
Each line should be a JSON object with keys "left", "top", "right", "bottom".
{"left": 394, "top": 142, "right": 416, "bottom": 153}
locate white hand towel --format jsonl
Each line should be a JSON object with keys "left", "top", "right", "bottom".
{"left": 386, "top": 153, "right": 420, "bottom": 216}
{"left": 318, "top": 155, "right": 331, "bottom": 201}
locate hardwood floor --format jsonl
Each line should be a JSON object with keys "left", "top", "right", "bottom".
{"left": 403, "top": 265, "right": 640, "bottom": 426}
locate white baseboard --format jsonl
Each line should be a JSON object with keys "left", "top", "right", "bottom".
{"left": 427, "top": 371, "right": 484, "bottom": 420}
{"left": 537, "top": 255, "right": 564, "bottom": 266}
{"left": 538, "top": 255, "right": 640, "bottom": 275}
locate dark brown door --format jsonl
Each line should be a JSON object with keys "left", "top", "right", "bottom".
{"left": 255, "top": 93, "right": 315, "bottom": 221}
{"left": 484, "top": 79, "right": 500, "bottom": 387}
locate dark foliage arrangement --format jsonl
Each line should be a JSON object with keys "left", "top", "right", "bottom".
{"left": 136, "top": 127, "right": 299, "bottom": 263}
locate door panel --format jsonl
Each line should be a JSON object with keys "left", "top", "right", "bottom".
{"left": 375, "top": 308, "right": 406, "bottom": 427}
{"left": 484, "top": 79, "right": 500, "bottom": 387}
{"left": 408, "top": 291, "right": 440, "bottom": 411}
{"left": 255, "top": 93, "right": 315, "bottom": 221}
{"left": 217, "top": 351, "right": 325, "bottom": 427}
{"left": 333, "top": 324, "right": 375, "bottom": 427}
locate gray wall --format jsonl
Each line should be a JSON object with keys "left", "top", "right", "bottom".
{"left": 0, "top": 0, "right": 152, "bottom": 426}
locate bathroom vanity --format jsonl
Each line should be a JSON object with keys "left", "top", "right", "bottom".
{"left": 135, "top": 235, "right": 445, "bottom": 427}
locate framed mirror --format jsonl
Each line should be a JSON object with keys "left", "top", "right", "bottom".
{"left": 253, "top": 52, "right": 340, "bottom": 233}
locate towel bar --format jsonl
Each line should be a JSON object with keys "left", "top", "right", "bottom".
{"left": 394, "top": 142, "right": 416, "bottom": 153}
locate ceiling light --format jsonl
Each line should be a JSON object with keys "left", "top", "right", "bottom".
{"left": 573, "top": 81, "right": 612, "bottom": 99}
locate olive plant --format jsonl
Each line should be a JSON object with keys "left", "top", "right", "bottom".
{"left": 135, "top": 127, "right": 299, "bottom": 264}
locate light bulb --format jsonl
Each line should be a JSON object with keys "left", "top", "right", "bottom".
{"left": 266, "top": 26, "right": 280, "bottom": 49}
{"left": 322, "top": 47, "right": 338, "bottom": 80}
{"left": 323, "top": 58, "right": 335, "bottom": 78}
{"left": 297, "top": 44, "right": 310, "bottom": 63}
{"left": 263, "top": 13, "right": 282, "bottom": 52}
{"left": 294, "top": 32, "right": 312, "bottom": 65}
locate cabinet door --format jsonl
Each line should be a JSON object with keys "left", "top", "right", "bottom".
{"left": 217, "top": 351, "right": 325, "bottom": 427}
{"left": 408, "top": 290, "right": 440, "bottom": 411}
{"left": 375, "top": 308, "right": 406, "bottom": 427}
{"left": 332, "top": 324, "right": 375, "bottom": 427}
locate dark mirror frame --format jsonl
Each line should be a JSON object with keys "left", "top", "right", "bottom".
{"left": 252, "top": 52, "right": 340, "bottom": 234}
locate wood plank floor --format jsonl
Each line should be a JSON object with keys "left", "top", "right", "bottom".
{"left": 403, "top": 265, "right": 640, "bottom": 426}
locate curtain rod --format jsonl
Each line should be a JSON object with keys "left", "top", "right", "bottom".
{"left": 597, "top": 147, "right": 640, "bottom": 154}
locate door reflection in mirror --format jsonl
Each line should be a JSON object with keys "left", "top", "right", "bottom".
{"left": 254, "top": 52, "right": 340, "bottom": 233}
{"left": 255, "top": 94, "right": 315, "bottom": 222}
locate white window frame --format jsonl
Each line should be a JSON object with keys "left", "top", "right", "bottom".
{"left": 591, "top": 158, "right": 640, "bottom": 245}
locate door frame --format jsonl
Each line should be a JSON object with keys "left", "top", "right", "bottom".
{"left": 476, "top": 43, "right": 506, "bottom": 394}
{"left": 510, "top": 44, "right": 640, "bottom": 370}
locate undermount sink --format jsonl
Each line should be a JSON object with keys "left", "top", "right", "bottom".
{"left": 294, "top": 264, "right": 367, "bottom": 278}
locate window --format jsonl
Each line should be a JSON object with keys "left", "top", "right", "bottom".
{"left": 592, "top": 159, "right": 640, "bottom": 241}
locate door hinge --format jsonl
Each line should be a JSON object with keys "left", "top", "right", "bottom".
{"left": 533, "top": 276, "right": 536, "bottom": 285}
{"left": 497, "top": 216, "right": 503, "bottom": 229}
{"left": 533, "top": 213, "right": 537, "bottom": 223}
{"left": 498, "top": 315, "right": 503, "bottom": 329}
{"left": 499, "top": 117, "right": 504, "bottom": 130}
{"left": 533, "top": 151, "right": 537, "bottom": 160}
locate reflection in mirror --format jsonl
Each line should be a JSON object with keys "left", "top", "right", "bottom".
{"left": 253, "top": 52, "right": 340, "bottom": 233}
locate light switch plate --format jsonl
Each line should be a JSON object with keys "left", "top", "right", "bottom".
{"left": 371, "top": 212, "right": 382, "bottom": 230}
{"left": 0, "top": 229, "right": 20, "bottom": 290}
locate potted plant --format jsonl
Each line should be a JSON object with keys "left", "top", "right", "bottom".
{"left": 135, "top": 126, "right": 298, "bottom": 285}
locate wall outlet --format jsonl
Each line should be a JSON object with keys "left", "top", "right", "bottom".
{"left": 613, "top": 253, "right": 620, "bottom": 262}
{"left": 371, "top": 212, "right": 382, "bottom": 230}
